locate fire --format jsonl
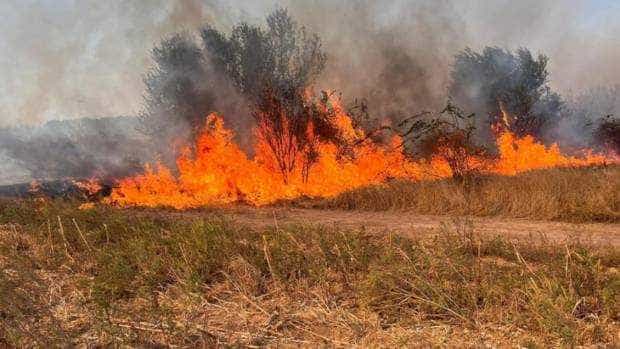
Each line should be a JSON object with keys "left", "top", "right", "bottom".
{"left": 73, "top": 178, "right": 103, "bottom": 196}
{"left": 493, "top": 132, "right": 609, "bottom": 175}
{"left": 499, "top": 100, "right": 511, "bottom": 129}
{"left": 108, "top": 104, "right": 617, "bottom": 209}
{"left": 78, "top": 202, "right": 96, "bottom": 210}
{"left": 108, "top": 112, "right": 434, "bottom": 208}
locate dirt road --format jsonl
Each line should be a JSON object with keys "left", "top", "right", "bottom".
{"left": 212, "top": 207, "right": 620, "bottom": 247}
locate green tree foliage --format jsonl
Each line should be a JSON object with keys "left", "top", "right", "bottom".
{"left": 200, "top": 9, "right": 339, "bottom": 182}
{"left": 201, "top": 8, "right": 326, "bottom": 103}
{"left": 141, "top": 9, "right": 340, "bottom": 182}
{"left": 594, "top": 115, "right": 620, "bottom": 153}
{"left": 449, "top": 47, "right": 562, "bottom": 139}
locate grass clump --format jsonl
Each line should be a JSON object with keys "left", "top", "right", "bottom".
{"left": 0, "top": 199, "right": 618, "bottom": 346}
{"left": 315, "top": 165, "right": 620, "bottom": 223}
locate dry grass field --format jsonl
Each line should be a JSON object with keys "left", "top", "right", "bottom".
{"left": 0, "top": 187, "right": 618, "bottom": 347}
{"left": 3, "top": 2, "right": 620, "bottom": 347}
{"left": 315, "top": 165, "right": 619, "bottom": 223}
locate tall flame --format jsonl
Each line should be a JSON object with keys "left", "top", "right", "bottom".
{"left": 108, "top": 104, "right": 616, "bottom": 209}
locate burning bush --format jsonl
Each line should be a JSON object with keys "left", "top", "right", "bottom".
{"left": 201, "top": 8, "right": 339, "bottom": 182}
{"left": 141, "top": 8, "right": 343, "bottom": 182}
{"left": 399, "top": 101, "right": 487, "bottom": 180}
{"left": 253, "top": 91, "right": 346, "bottom": 183}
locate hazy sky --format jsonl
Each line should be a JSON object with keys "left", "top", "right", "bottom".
{"left": 1, "top": 0, "right": 619, "bottom": 127}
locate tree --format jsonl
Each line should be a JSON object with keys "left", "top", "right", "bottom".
{"left": 449, "top": 47, "right": 562, "bottom": 141}
{"left": 594, "top": 116, "right": 620, "bottom": 154}
{"left": 139, "top": 9, "right": 337, "bottom": 182}
{"left": 201, "top": 9, "right": 326, "bottom": 104}
{"left": 201, "top": 8, "right": 338, "bottom": 183}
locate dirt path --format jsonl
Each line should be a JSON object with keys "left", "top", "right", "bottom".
{"left": 214, "top": 208, "right": 620, "bottom": 247}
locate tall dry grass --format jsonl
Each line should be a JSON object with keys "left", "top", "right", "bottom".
{"left": 316, "top": 165, "right": 620, "bottom": 222}
{"left": 0, "top": 199, "right": 618, "bottom": 347}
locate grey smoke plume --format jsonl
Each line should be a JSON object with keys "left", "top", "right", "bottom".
{"left": 555, "top": 85, "right": 620, "bottom": 150}
{"left": 2, "top": 0, "right": 619, "bottom": 126}
{"left": 0, "top": 117, "right": 151, "bottom": 185}
{"left": 1, "top": 0, "right": 619, "bottom": 184}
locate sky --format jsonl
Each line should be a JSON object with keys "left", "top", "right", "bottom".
{"left": 1, "top": 0, "right": 619, "bottom": 127}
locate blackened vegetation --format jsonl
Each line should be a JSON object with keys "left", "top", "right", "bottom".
{"left": 0, "top": 180, "right": 111, "bottom": 200}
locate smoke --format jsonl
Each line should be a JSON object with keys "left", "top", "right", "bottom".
{"left": 0, "top": 116, "right": 151, "bottom": 185}
{"left": 0, "top": 0, "right": 222, "bottom": 127}
{"left": 553, "top": 85, "right": 620, "bottom": 150}
{"left": 1, "top": 0, "right": 619, "bottom": 184}
{"left": 281, "top": 0, "right": 466, "bottom": 123}
{"left": 2, "top": 0, "right": 619, "bottom": 126}
{"left": 0, "top": 0, "right": 225, "bottom": 183}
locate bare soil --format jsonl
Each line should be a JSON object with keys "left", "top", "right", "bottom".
{"left": 206, "top": 207, "right": 620, "bottom": 247}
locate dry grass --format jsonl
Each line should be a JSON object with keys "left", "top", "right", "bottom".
{"left": 314, "top": 165, "right": 620, "bottom": 223}
{"left": 0, "top": 199, "right": 618, "bottom": 347}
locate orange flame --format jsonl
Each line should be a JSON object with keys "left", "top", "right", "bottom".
{"left": 108, "top": 105, "right": 617, "bottom": 209}
{"left": 73, "top": 178, "right": 103, "bottom": 196}
{"left": 493, "top": 132, "right": 609, "bottom": 175}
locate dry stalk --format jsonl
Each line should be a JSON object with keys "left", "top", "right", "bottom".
{"left": 262, "top": 234, "right": 279, "bottom": 287}
{"left": 103, "top": 223, "right": 110, "bottom": 244}
{"left": 57, "top": 216, "right": 74, "bottom": 263}
{"left": 72, "top": 218, "right": 92, "bottom": 252}
{"left": 47, "top": 218, "right": 54, "bottom": 254}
